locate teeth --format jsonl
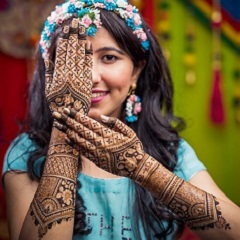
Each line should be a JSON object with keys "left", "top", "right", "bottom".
{"left": 92, "top": 92, "right": 106, "bottom": 98}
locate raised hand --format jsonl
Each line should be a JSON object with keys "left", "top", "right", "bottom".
{"left": 53, "top": 108, "right": 232, "bottom": 233}
{"left": 53, "top": 108, "right": 146, "bottom": 179}
{"left": 45, "top": 18, "right": 92, "bottom": 115}
{"left": 29, "top": 19, "right": 93, "bottom": 239}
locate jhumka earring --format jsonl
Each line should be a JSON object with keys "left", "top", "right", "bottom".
{"left": 125, "top": 83, "right": 142, "bottom": 123}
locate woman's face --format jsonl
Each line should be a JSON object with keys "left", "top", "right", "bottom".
{"left": 87, "top": 27, "right": 142, "bottom": 120}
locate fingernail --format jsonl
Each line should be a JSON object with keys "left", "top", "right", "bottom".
{"left": 63, "top": 108, "right": 70, "bottom": 115}
{"left": 53, "top": 112, "right": 62, "bottom": 119}
{"left": 101, "top": 115, "right": 109, "bottom": 123}
{"left": 53, "top": 121, "right": 62, "bottom": 129}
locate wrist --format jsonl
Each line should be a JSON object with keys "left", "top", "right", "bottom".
{"left": 132, "top": 153, "right": 160, "bottom": 186}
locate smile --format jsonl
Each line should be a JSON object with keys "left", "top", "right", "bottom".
{"left": 91, "top": 91, "right": 108, "bottom": 103}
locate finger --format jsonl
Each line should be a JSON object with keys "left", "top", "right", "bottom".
{"left": 44, "top": 59, "right": 54, "bottom": 97}
{"left": 101, "top": 115, "right": 135, "bottom": 137}
{"left": 52, "top": 25, "right": 69, "bottom": 87}
{"left": 64, "top": 108, "right": 114, "bottom": 138}
{"left": 74, "top": 26, "right": 92, "bottom": 114}
{"left": 66, "top": 128, "right": 97, "bottom": 152}
{"left": 64, "top": 136, "right": 80, "bottom": 150}
{"left": 83, "top": 40, "right": 93, "bottom": 96}
{"left": 65, "top": 18, "right": 79, "bottom": 88}
{"left": 53, "top": 120, "right": 68, "bottom": 133}
{"left": 53, "top": 112, "right": 103, "bottom": 145}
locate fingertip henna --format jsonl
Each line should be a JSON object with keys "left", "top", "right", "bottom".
{"left": 71, "top": 18, "right": 79, "bottom": 28}
{"left": 63, "top": 26, "right": 70, "bottom": 34}
{"left": 78, "top": 25, "right": 86, "bottom": 40}
{"left": 60, "top": 26, "right": 70, "bottom": 39}
{"left": 63, "top": 108, "right": 71, "bottom": 115}
{"left": 61, "top": 113, "right": 69, "bottom": 122}
{"left": 52, "top": 112, "right": 62, "bottom": 120}
{"left": 69, "top": 108, "right": 78, "bottom": 118}
{"left": 53, "top": 121, "right": 68, "bottom": 133}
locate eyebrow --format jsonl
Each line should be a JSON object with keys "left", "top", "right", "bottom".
{"left": 95, "top": 47, "right": 125, "bottom": 55}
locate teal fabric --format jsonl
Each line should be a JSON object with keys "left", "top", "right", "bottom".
{"left": 2, "top": 134, "right": 206, "bottom": 239}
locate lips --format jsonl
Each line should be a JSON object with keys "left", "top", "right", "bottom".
{"left": 91, "top": 90, "right": 108, "bottom": 103}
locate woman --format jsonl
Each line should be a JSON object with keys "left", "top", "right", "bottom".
{"left": 2, "top": 1, "right": 240, "bottom": 239}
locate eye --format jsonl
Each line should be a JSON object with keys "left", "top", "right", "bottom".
{"left": 102, "top": 54, "right": 118, "bottom": 63}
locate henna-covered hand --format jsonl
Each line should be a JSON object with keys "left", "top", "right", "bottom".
{"left": 53, "top": 108, "right": 145, "bottom": 179}
{"left": 53, "top": 108, "right": 232, "bottom": 234}
{"left": 29, "top": 19, "right": 93, "bottom": 239}
{"left": 45, "top": 18, "right": 92, "bottom": 114}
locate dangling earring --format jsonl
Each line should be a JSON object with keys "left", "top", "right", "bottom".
{"left": 125, "top": 83, "right": 142, "bottom": 123}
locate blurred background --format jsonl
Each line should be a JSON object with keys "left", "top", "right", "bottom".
{"left": 0, "top": 0, "right": 239, "bottom": 239}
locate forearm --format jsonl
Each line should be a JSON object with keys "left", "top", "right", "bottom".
{"left": 20, "top": 126, "right": 79, "bottom": 240}
{"left": 133, "top": 154, "right": 240, "bottom": 240}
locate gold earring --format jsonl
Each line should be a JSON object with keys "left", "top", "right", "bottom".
{"left": 128, "top": 83, "right": 137, "bottom": 96}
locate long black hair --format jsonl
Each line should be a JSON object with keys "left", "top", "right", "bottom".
{"left": 25, "top": 8, "right": 185, "bottom": 239}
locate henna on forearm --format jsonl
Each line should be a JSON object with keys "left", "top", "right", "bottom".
{"left": 30, "top": 18, "right": 93, "bottom": 238}
{"left": 30, "top": 127, "right": 79, "bottom": 238}
{"left": 53, "top": 112, "right": 233, "bottom": 232}
{"left": 133, "top": 154, "right": 231, "bottom": 231}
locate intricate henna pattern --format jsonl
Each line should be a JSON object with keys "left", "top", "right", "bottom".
{"left": 45, "top": 19, "right": 92, "bottom": 115}
{"left": 134, "top": 159, "right": 231, "bottom": 230}
{"left": 30, "top": 20, "right": 93, "bottom": 238}
{"left": 53, "top": 110, "right": 231, "bottom": 232}
{"left": 30, "top": 127, "right": 79, "bottom": 238}
{"left": 55, "top": 111, "right": 143, "bottom": 178}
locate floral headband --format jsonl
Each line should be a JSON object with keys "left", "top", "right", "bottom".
{"left": 40, "top": 0, "right": 150, "bottom": 60}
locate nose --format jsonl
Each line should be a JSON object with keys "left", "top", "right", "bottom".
{"left": 91, "top": 59, "right": 101, "bottom": 85}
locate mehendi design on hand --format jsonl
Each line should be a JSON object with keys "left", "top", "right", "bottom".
{"left": 134, "top": 156, "right": 231, "bottom": 231}
{"left": 45, "top": 19, "right": 92, "bottom": 115}
{"left": 30, "top": 19, "right": 93, "bottom": 238}
{"left": 30, "top": 127, "right": 79, "bottom": 238}
{"left": 54, "top": 110, "right": 231, "bottom": 232}
{"left": 53, "top": 110, "right": 144, "bottom": 178}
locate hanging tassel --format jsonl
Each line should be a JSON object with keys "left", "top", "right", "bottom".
{"left": 210, "top": 67, "right": 225, "bottom": 124}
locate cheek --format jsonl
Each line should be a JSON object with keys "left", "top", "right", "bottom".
{"left": 104, "top": 68, "right": 134, "bottom": 91}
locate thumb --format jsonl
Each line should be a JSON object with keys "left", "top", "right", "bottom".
{"left": 100, "top": 115, "right": 117, "bottom": 129}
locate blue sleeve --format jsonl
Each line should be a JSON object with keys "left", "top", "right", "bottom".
{"left": 173, "top": 139, "right": 206, "bottom": 181}
{"left": 2, "top": 133, "right": 35, "bottom": 175}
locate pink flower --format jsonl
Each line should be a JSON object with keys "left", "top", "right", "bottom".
{"left": 81, "top": 15, "right": 92, "bottom": 28}
{"left": 56, "top": 6, "right": 63, "bottom": 14}
{"left": 129, "top": 94, "right": 137, "bottom": 102}
{"left": 134, "top": 15, "right": 141, "bottom": 26}
{"left": 134, "top": 103, "right": 142, "bottom": 114}
{"left": 133, "top": 29, "right": 147, "bottom": 41}
{"left": 94, "top": 19, "right": 102, "bottom": 28}
{"left": 126, "top": 4, "right": 133, "bottom": 12}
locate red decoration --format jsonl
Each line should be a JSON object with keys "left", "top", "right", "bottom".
{"left": 210, "top": 68, "right": 225, "bottom": 124}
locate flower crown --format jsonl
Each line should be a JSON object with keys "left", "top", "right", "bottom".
{"left": 40, "top": 0, "right": 150, "bottom": 60}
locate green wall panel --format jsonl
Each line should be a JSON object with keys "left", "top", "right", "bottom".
{"left": 163, "top": 0, "right": 240, "bottom": 205}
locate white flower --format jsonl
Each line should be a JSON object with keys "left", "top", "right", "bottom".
{"left": 118, "top": 9, "right": 126, "bottom": 18}
{"left": 116, "top": 0, "right": 128, "bottom": 8}
{"left": 62, "top": 3, "right": 70, "bottom": 13}
{"left": 94, "top": 3, "right": 105, "bottom": 8}
{"left": 75, "top": 2, "right": 84, "bottom": 8}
